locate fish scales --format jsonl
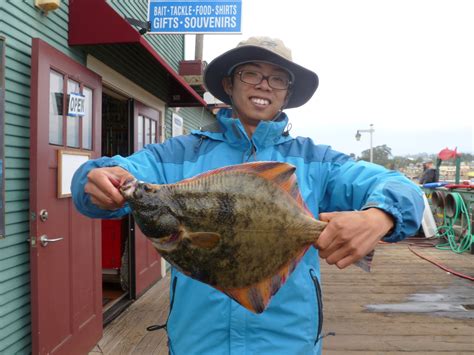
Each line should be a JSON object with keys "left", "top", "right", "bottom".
{"left": 138, "top": 172, "right": 320, "bottom": 288}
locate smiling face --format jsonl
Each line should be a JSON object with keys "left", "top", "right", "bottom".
{"left": 222, "top": 62, "right": 291, "bottom": 137}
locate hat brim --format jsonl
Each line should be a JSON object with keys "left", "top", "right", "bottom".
{"left": 204, "top": 45, "right": 319, "bottom": 109}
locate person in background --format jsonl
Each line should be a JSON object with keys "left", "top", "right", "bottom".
{"left": 71, "top": 37, "right": 424, "bottom": 354}
{"left": 419, "top": 160, "right": 439, "bottom": 184}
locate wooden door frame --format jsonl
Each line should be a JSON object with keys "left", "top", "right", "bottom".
{"left": 131, "top": 100, "right": 163, "bottom": 297}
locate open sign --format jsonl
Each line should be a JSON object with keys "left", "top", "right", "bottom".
{"left": 68, "top": 92, "right": 85, "bottom": 117}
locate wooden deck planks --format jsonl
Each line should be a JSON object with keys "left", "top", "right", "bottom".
{"left": 90, "top": 241, "right": 474, "bottom": 354}
{"left": 322, "top": 241, "right": 474, "bottom": 354}
{"left": 90, "top": 276, "right": 170, "bottom": 354}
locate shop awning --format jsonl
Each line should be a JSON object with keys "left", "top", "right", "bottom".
{"left": 68, "top": 0, "right": 206, "bottom": 107}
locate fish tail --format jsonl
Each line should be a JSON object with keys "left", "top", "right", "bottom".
{"left": 354, "top": 249, "right": 375, "bottom": 272}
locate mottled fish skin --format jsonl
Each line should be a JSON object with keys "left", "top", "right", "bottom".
{"left": 120, "top": 162, "right": 327, "bottom": 312}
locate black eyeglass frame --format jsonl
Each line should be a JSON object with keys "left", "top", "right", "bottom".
{"left": 234, "top": 70, "right": 292, "bottom": 90}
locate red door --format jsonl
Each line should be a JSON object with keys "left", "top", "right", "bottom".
{"left": 133, "top": 101, "right": 163, "bottom": 296}
{"left": 30, "top": 38, "right": 102, "bottom": 354}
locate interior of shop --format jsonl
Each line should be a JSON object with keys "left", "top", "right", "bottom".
{"left": 101, "top": 89, "right": 132, "bottom": 322}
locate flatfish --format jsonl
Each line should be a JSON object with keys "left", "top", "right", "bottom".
{"left": 120, "top": 161, "right": 327, "bottom": 313}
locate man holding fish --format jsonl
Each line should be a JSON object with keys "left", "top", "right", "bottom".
{"left": 72, "top": 37, "right": 424, "bottom": 354}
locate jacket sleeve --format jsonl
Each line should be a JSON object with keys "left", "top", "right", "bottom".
{"left": 318, "top": 150, "right": 424, "bottom": 242}
{"left": 420, "top": 169, "right": 437, "bottom": 184}
{"left": 419, "top": 170, "right": 428, "bottom": 184}
{"left": 71, "top": 137, "right": 188, "bottom": 219}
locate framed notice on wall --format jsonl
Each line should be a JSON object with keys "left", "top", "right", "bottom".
{"left": 57, "top": 150, "right": 91, "bottom": 198}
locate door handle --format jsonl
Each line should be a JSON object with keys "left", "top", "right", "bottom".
{"left": 40, "top": 235, "right": 64, "bottom": 247}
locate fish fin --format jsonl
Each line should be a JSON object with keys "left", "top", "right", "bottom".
{"left": 354, "top": 249, "right": 374, "bottom": 272}
{"left": 220, "top": 246, "right": 310, "bottom": 313}
{"left": 238, "top": 162, "right": 313, "bottom": 217}
{"left": 179, "top": 161, "right": 295, "bottom": 184}
{"left": 188, "top": 232, "right": 220, "bottom": 249}
{"left": 180, "top": 161, "right": 313, "bottom": 216}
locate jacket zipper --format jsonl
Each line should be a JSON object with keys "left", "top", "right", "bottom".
{"left": 309, "top": 269, "right": 323, "bottom": 345}
{"left": 245, "top": 141, "right": 257, "bottom": 162}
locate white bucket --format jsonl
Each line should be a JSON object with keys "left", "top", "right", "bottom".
{"left": 421, "top": 194, "right": 437, "bottom": 238}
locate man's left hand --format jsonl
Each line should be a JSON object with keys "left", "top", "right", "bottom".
{"left": 315, "top": 208, "right": 394, "bottom": 269}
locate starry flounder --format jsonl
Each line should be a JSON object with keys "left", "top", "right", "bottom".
{"left": 119, "top": 161, "right": 327, "bottom": 313}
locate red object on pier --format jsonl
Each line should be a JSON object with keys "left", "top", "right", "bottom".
{"left": 438, "top": 147, "right": 461, "bottom": 161}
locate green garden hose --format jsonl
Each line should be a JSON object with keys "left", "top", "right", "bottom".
{"left": 435, "top": 192, "right": 473, "bottom": 253}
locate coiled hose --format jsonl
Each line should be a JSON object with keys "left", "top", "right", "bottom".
{"left": 435, "top": 192, "right": 473, "bottom": 253}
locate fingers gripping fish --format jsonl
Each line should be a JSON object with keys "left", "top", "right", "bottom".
{"left": 120, "top": 161, "right": 370, "bottom": 313}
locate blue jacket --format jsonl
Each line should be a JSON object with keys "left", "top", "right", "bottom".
{"left": 72, "top": 108, "right": 424, "bottom": 354}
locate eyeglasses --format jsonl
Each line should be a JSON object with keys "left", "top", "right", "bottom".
{"left": 234, "top": 70, "right": 292, "bottom": 90}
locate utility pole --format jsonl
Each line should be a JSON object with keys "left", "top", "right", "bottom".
{"left": 195, "top": 34, "right": 203, "bottom": 60}
{"left": 355, "top": 124, "right": 375, "bottom": 163}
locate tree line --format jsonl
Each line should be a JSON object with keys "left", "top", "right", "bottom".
{"left": 356, "top": 145, "right": 474, "bottom": 169}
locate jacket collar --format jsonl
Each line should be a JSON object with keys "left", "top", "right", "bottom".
{"left": 193, "top": 108, "right": 291, "bottom": 150}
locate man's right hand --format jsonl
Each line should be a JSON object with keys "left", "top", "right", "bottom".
{"left": 85, "top": 167, "right": 133, "bottom": 210}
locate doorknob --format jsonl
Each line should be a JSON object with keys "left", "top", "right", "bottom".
{"left": 40, "top": 235, "right": 64, "bottom": 247}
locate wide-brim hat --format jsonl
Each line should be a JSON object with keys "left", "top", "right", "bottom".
{"left": 204, "top": 37, "right": 319, "bottom": 109}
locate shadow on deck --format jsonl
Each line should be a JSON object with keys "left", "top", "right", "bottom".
{"left": 91, "top": 239, "right": 474, "bottom": 354}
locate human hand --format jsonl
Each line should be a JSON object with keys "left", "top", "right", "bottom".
{"left": 314, "top": 209, "right": 394, "bottom": 269}
{"left": 84, "top": 166, "right": 133, "bottom": 210}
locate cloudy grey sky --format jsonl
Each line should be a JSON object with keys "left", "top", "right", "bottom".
{"left": 185, "top": 0, "right": 473, "bottom": 157}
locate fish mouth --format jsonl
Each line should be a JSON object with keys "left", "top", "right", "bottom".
{"left": 119, "top": 178, "right": 138, "bottom": 198}
{"left": 151, "top": 231, "right": 182, "bottom": 252}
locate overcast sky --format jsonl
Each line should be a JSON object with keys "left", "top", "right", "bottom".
{"left": 184, "top": 0, "right": 473, "bottom": 157}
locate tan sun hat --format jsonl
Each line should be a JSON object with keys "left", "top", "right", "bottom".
{"left": 204, "top": 36, "right": 319, "bottom": 109}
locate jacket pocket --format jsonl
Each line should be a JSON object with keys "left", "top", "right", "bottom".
{"left": 309, "top": 268, "right": 323, "bottom": 345}
{"left": 146, "top": 275, "right": 178, "bottom": 353}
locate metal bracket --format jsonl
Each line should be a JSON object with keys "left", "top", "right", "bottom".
{"left": 125, "top": 17, "right": 151, "bottom": 35}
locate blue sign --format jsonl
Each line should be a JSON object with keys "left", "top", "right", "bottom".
{"left": 148, "top": 0, "right": 242, "bottom": 33}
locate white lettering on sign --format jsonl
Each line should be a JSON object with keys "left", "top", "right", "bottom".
{"left": 214, "top": 5, "right": 237, "bottom": 15}
{"left": 184, "top": 16, "right": 236, "bottom": 29}
{"left": 68, "top": 92, "right": 85, "bottom": 117}
{"left": 170, "top": 5, "right": 193, "bottom": 15}
{"left": 154, "top": 6, "right": 167, "bottom": 15}
{"left": 154, "top": 17, "right": 179, "bottom": 29}
{"left": 148, "top": 1, "right": 241, "bottom": 33}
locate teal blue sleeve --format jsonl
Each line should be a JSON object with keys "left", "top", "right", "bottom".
{"left": 319, "top": 159, "right": 424, "bottom": 242}
{"left": 71, "top": 134, "right": 203, "bottom": 219}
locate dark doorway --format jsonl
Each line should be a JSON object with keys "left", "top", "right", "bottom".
{"left": 101, "top": 89, "right": 133, "bottom": 324}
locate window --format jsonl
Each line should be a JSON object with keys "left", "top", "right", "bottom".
{"left": 137, "top": 115, "right": 160, "bottom": 150}
{"left": 66, "top": 79, "right": 81, "bottom": 148}
{"left": 48, "top": 71, "right": 93, "bottom": 150}
{"left": 82, "top": 87, "right": 92, "bottom": 149}
{"left": 49, "top": 70, "right": 63, "bottom": 145}
{"left": 137, "top": 115, "right": 144, "bottom": 150}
